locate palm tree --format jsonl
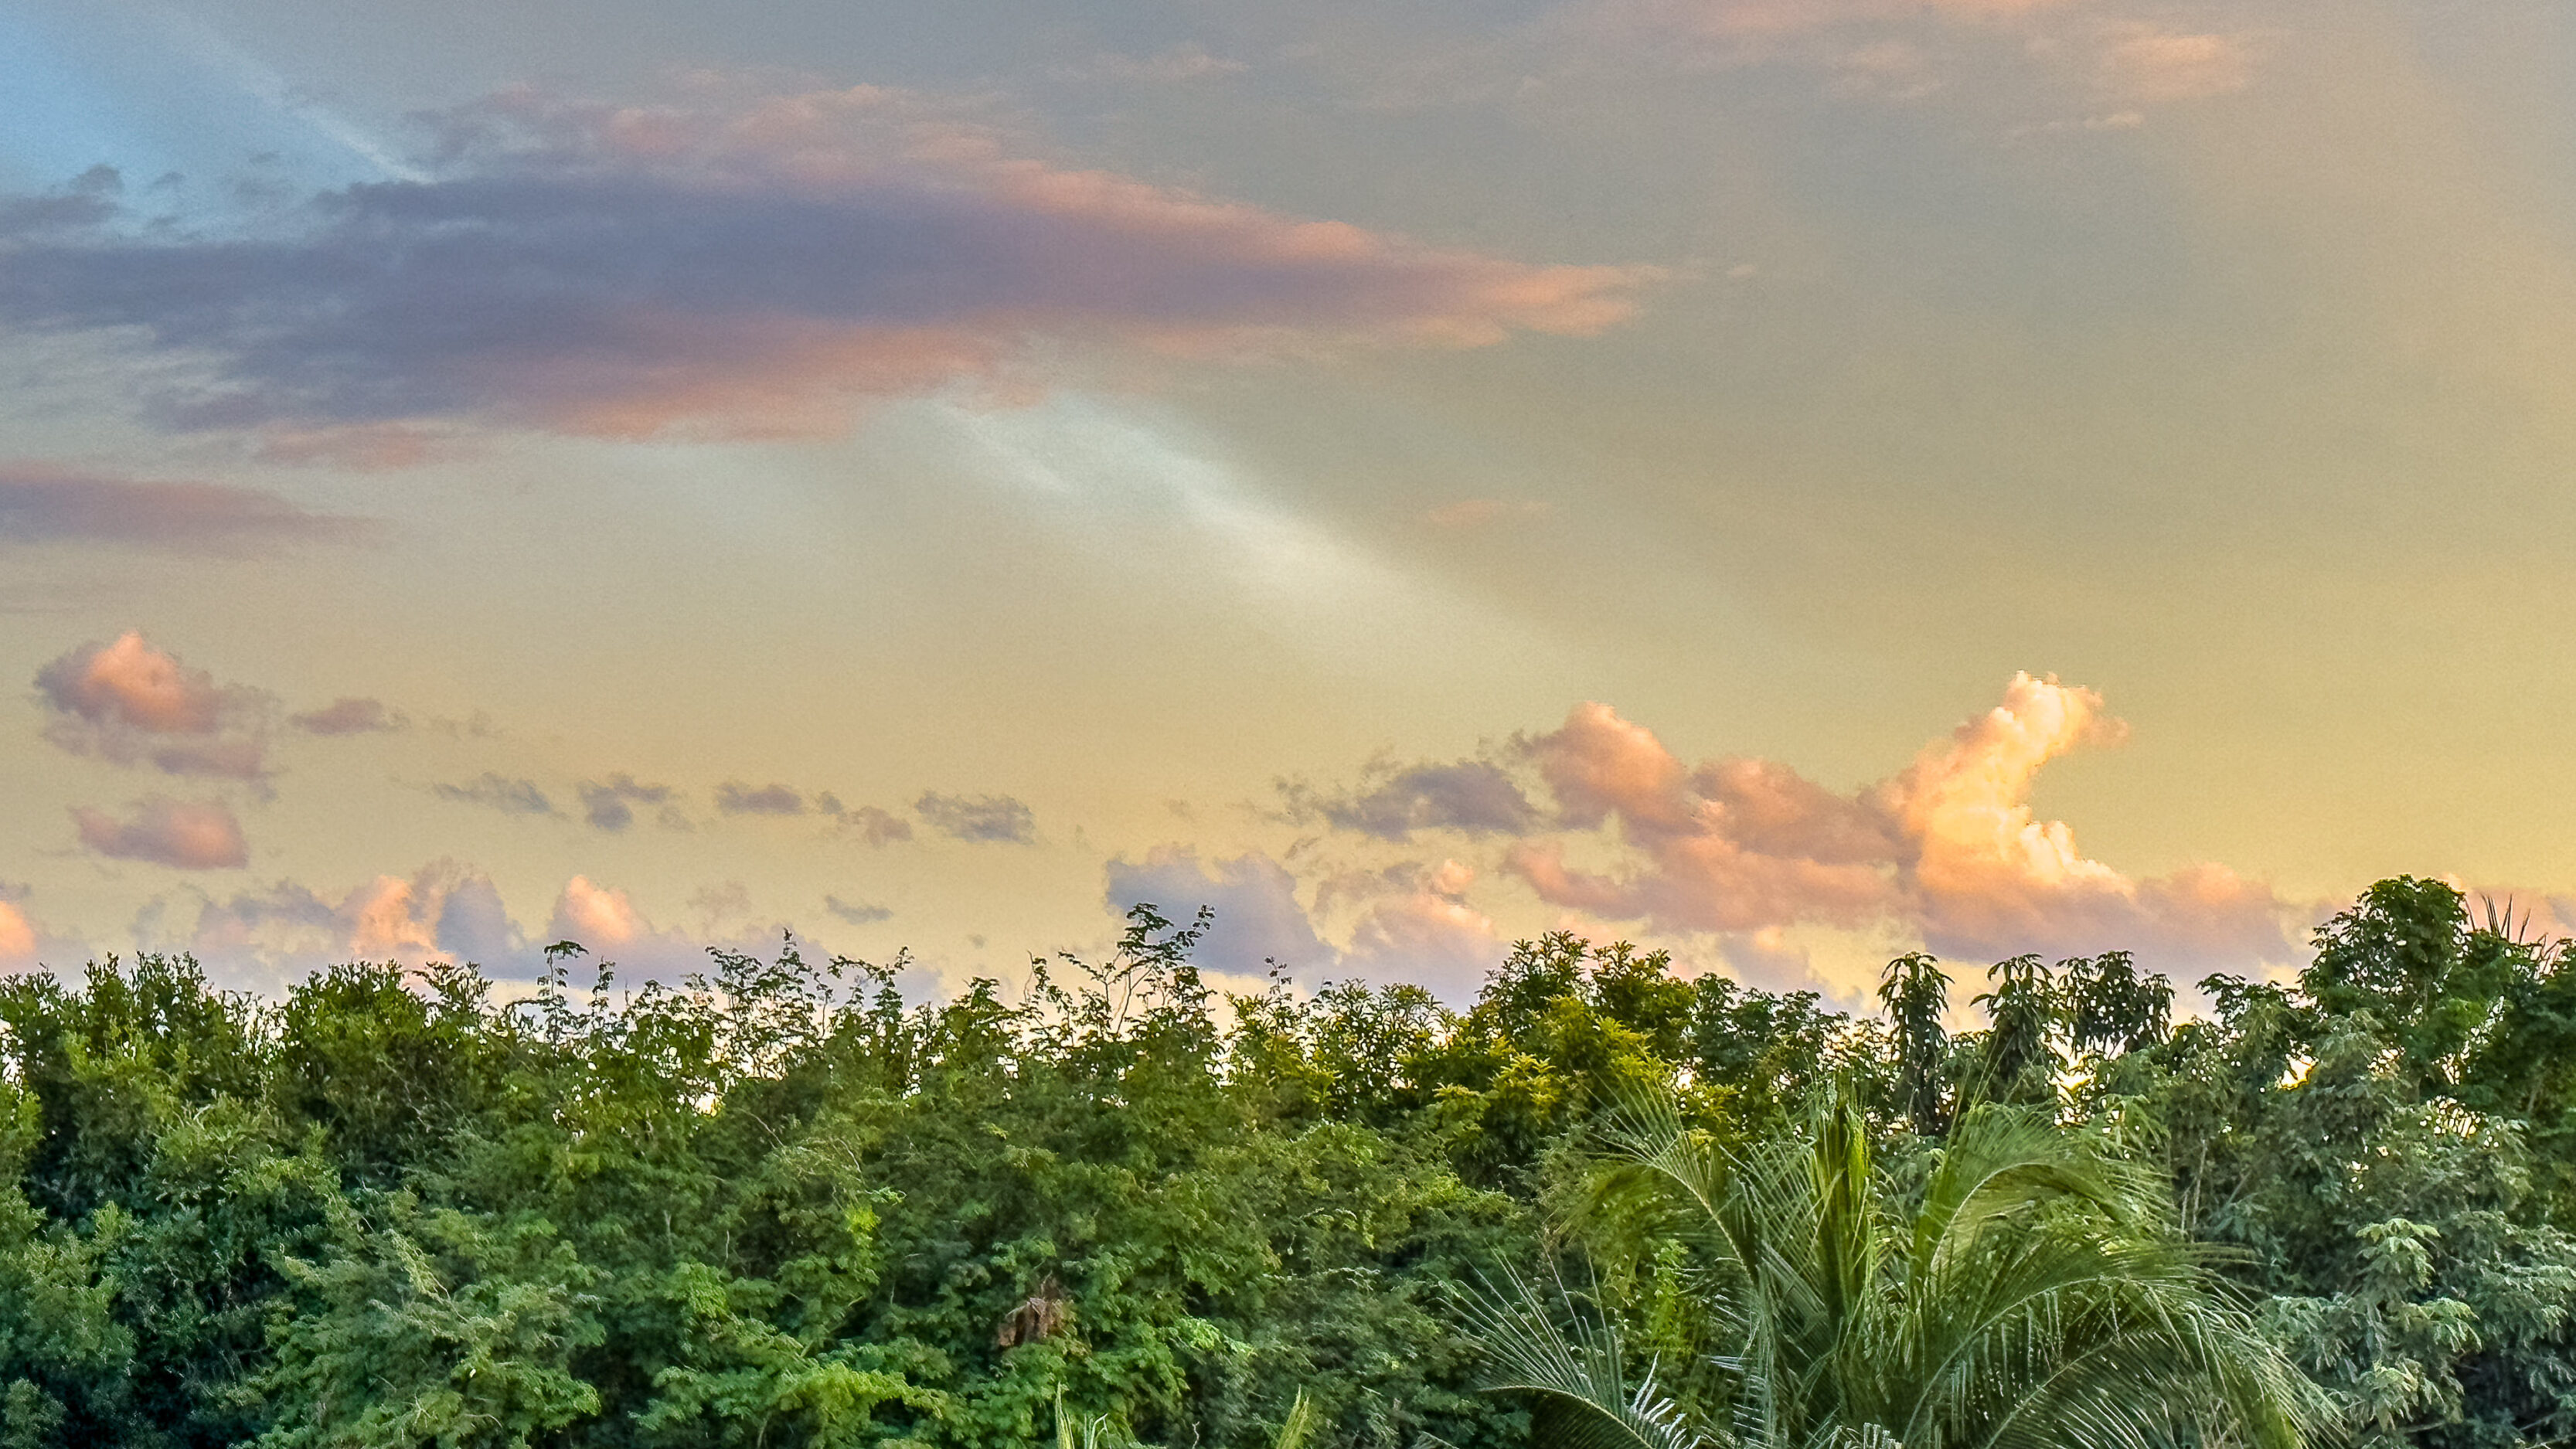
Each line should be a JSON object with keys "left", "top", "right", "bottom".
{"left": 1467, "top": 1091, "right": 2326, "bottom": 1449}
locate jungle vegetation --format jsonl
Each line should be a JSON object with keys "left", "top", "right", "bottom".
{"left": 0, "top": 877, "right": 2567, "bottom": 1449}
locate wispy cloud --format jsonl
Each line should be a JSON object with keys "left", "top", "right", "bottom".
{"left": 577, "top": 773, "right": 680, "bottom": 832}
{"left": 0, "top": 83, "right": 1655, "bottom": 442}
{"left": 823, "top": 894, "right": 893, "bottom": 925}
{"left": 290, "top": 696, "right": 403, "bottom": 735}
{"left": 431, "top": 772, "right": 556, "bottom": 818}
{"left": 2096, "top": 25, "right": 2253, "bottom": 103}
{"left": 0, "top": 463, "right": 372, "bottom": 550}
{"left": 915, "top": 791, "right": 1036, "bottom": 843}
{"left": 714, "top": 781, "right": 808, "bottom": 816}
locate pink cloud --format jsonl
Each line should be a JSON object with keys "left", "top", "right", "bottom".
{"left": 539, "top": 874, "right": 777, "bottom": 977}
{"left": 1508, "top": 674, "right": 2298, "bottom": 969}
{"left": 35, "top": 632, "right": 274, "bottom": 783}
{"left": 0, "top": 84, "right": 1659, "bottom": 443}
{"left": 39, "top": 631, "right": 226, "bottom": 733}
{"left": 1341, "top": 859, "right": 1509, "bottom": 999}
{"left": 71, "top": 797, "right": 250, "bottom": 869}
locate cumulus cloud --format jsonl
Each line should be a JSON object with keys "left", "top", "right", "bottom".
{"left": 1339, "top": 859, "right": 1509, "bottom": 999}
{"left": 34, "top": 632, "right": 275, "bottom": 783}
{"left": 916, "top": 791, "right": 1036, "bottom": 843}
{"left": 432, "top": 772, "right": 557, "bottom": 817}
{"left": 1105, "top": 847, "right": 1336, "bottom": 977}
{"left": 0, "top": 84, "right": 1655, "bottom": 441}
{"left": 1105, "top": 847, "right": 1508, "bottom": 996}
{"left": 71, "top": 796, "right": 250, "bottom": 869}
{"left": 291, "top": 696, "right": 404, "bottom": 735}
{"left": 1285, "top": 757, "right": 1538, "bottom": 840}
{"left": 0, "top": 464, "right": 373, "bottom": 551}
{"left": 542, "top": 875, "right": 771, "bottom": 977}
{"left": 1505, "top": 673, "right": 2296, "bottom": 970}
{"left": 577, "top": 772, "right": 679, "bottom": 831}
{"left": 171, "top": 861, "right": 527, "bottom": 980}
{"left": 0, "top": 901, "right": 36, "bottom": 966}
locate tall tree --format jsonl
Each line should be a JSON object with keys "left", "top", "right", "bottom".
{"left": 1878, "top": 954, "right": 1952, "bottom": 1138}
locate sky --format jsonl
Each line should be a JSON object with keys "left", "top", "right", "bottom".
{"left": 5, "top": 0, "right": 2574, "bottom": 1008}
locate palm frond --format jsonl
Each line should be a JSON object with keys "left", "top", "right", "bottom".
{"left": 1458, "top": 1264, "right": 1713, "bottom": 1449}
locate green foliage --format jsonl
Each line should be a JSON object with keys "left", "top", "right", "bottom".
{"left": 0, "top": 883, "right": 2567, "bottom": 1449}
{"left": 1470, "top": 1090, "right": 2326, "bottom": 1449}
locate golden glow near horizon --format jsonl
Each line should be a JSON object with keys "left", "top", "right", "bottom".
{"left": 5, "top": 0, "right": 2575, "bottom": 1005}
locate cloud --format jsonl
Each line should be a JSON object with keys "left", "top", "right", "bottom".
{"left": 0, "top": 84, "right": 1656, "bottom": 441}
{"left": 1587, "top": 0, "right": 2064, "bottom": 46}
{"left": 432, "top": 772, "right": 556, "bottom": 817}
{"left": 0, "top": 464, "right": 373, "bottom": 550}
{"left": 172, "top": 861, "right": 526, "bottom": 981}
{"left": 0, "top": 902, "right": 36, "bottom": 966}
{"left": 2098, "top": 26, "right": 2252, "bottom": 102}
{"left": 72, "top": 796, "right": 250, "bottom": 869}
{"left": 434, "top": 872, "right": 525, "bottom": 964}
{"left": 824, "top": 894, "right": 893, "bottom": 925}
{"left": 290, "top": 696, "right": 404, "bottom": 734}
{"left": 34, "top": 632, "right": 275, "bottom": 784}
{"left": 915, "top": 791, "right": 1036, "bottom": 843}
{"left": 1339, "top": 859, "right": 1509, "bottom": 999}
{"left": 543, "top": 875, "right": 767, "bottom": 977}
{"left": 577, "top": 772, "right": 679, "bottom": 831}
{"left": 1105, "top": 847, "right": 1336, "bottom": 977}
{"left": 714, "top": 781, "right": 807, "bottom": 815}
{"left": 1287, "top": 757, "right": 1540, "bottom": 840}
{"left": 1505, "top": 674, "right": 2297, "bottom": 971}
{"left": 38, "top": 631, "right": 229, "bottom": 733}
{"left": 831, "top": 802, "right": 914, "bottom": 845}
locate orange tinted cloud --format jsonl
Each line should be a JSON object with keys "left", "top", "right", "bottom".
{"left": 35, "top": 633, "right": 274, "bottom": 783}
{"left": 1509, "top": 674, "right": 2296, "bottom": 968}
{"left": 0, "top": 903, "right": 34, "bottom": 965}
{"left": 71, "top": 797, "right": 250, "bottom": 869}
{"left": 40, "top": 631, "right": 224, "bottom": 733}
{"left": 551, "top": 875, "right": 644, "bottom": 947}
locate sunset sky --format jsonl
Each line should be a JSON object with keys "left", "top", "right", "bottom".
{"left": 6, "top": 0, "right": 2574, "bottom": 1006}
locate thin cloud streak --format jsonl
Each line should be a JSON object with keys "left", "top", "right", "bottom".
{"left": 0, "top": 464, "right": 372, "bottom": 550}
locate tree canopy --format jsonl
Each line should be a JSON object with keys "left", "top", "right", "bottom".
{"left": 0, "top": 879, "right": 2564, "bottom": 1449}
